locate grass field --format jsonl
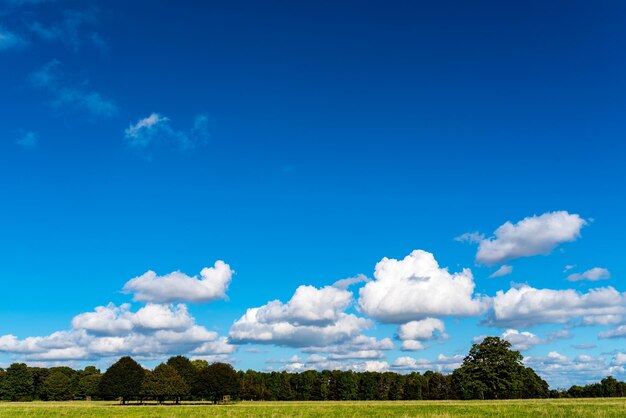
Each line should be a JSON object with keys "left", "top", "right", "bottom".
{"left": 0, "top": 399, "right": 626, "bottom": 417}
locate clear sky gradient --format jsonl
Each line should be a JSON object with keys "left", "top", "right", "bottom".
{"left": 1, "top": 0, "right": 625, "bottom": 388}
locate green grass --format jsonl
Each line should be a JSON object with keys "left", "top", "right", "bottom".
{"left": 0, "top": 399, "right": 625, "bottom": 417}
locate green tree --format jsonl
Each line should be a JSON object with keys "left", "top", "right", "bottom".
{"left": 452, "top": 336, "right": 542, "bottom": 399}
{"left": 404, "top": 372, "right": 423, "bottom": 400}
{"left": 3, "top": 363, "right": 34, "bottom": 401}
{"left": 99, "top": 356, "right": 145, "bottom": 404}
{"left": 357, "top": 372, "right": 378, "bottom": 400}
{"left": 191, "top": 359, "right": 209, "bottom": 370}
{"left": 141, "top": 363, "right": 189, "bottom": 404}
{"left": 166, "top": 355, "right": 197, "bottom": 399}
{"left": 42, "top": 370, "right": 73, "bottom": 401}
{"left": 197, "top": 362, "right": 239, "bottom": 403}
{"left": 78, "top": 374, "right": 101, "bottom": 400}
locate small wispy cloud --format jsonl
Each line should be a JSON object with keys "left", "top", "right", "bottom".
{"left": 28, "top": 8, "right": 102, "bottom": 51}
{"left": 567, "top": 267, "right": 611, "bottom": 282}
{"left": 124, "top": 113, "right": 211, "bottom": 151}
{"left": 15, "top": 131, "right": 37, "bottom": 148}
{"left": 489, "top": 264, "right": 513, "bottom": 278}
{"left": 30, "top": 60, "right": 117, "bottom": 117}
{"left": 0, "top": 26, "right": 24, "bottom": 50}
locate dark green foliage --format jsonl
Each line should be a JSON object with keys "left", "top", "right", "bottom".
{"left": 1, "top": 342, "right": 625, "bottom": 403}
{"left": 141, "top": 363, "right": 189, "bottom": 404}
{"left": 98, "top": 356, "right": 144, "bottom": 403}
{"left": 42, "top": 371, "right": 73, "bottom": 400}
{"left": 166, "top": 355, "right": 198, "bottom": 399}
{"left": 565, "top": 376, "right": 626, "bottom": 398}
{"left": 77, "top": 374, "right": 101, "bottom": 399}
{"left": 452, "top": 337, "right": 548, "bottom": 399}
{"left": 3, "top": 363, "right": 34, "bottom": 401}
{"left": 197, "top": 362, "right": 239, "bottom": 402}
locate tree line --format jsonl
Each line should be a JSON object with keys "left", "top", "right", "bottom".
{"left": 0, "top": 337, "right": 624, "bottom": 403}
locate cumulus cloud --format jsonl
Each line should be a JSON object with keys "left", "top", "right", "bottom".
{"left": 488, "top": 284, "right": 626, "bottom": 328}
{"left": 599, "top": 325, "right": 626, "bottom": 339}
{"left": 473, "top": 329, "right": 543, "bottom": 351}
{"left": 1, "top": 303, "right": 234, "bottom": 362}
{"left": 299, "top": 335, "right": 393, "bottom": 360}
{"left": 391, "top": 354, "right": 464, "bottom": 373}
{"left": 501, "top": 329, "right": 542, "bottom": 351}
{"left": 524, "top": 351, "right": 626, "bottom": 387}
{"left": 123, "top": 261, "right": 233, "bottom": 304}
{"left": 489, "top": 265, "right": 513, "bottom": 278}
{"left": 124, "top": 113, "right": 210, "bottom": 150}
{"left": 460, "top": 211, "right": 586, "bottom": 265}
{"left": 229, "top": 285, "right": 371, "bottom": 347}
{"left": 398, "top": 318, "right": 446, "bottom": 351}
{"left": 398, "top": 318, "right": 445, "bottom": 340}
{"left": 358, "top": 250, "right": 486, "bottom": 323}
{"left": 581, "top": 314, "right": 623, "bottom": 326}
{"left": 270, "top": 354, "right": 389, "bottom": 373}
{"left": 567, "top": 268, "right": 611, "bottom": 282}
{"left": 30, "top": 60, "right": 117, "bottom": 117}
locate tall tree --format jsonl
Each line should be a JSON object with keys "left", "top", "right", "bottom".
{"left": 78, "top": 374, "right": 101, "bottom": 400}
{"left": 166, "top": 356, "right": 197, "bottom": 399}
{"left": 452, "top": 336, "right": 545, "bottom": 399}
{"left": 42, "top": 370, "right": 73, "bottom": 401}
{"left": 99, "top": 356, "right": 145, "bottom": 404}
{"left": 3, "top": 363, "right": 34, "bottom": 401}
{"left": 141, "top": 364, "right": 189, "bottom": 404}
{"left": 197, "top": 362, "right": 239, "bottom": 403}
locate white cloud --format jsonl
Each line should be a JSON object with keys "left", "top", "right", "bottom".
{"left": 462, "top": 211, "right": 586, "bottom": 265}
{"left": 123, "top": 261, "right": 233, "bottom": 304}
{"left": 269, "top": 354, "right": 389, "bottom": 373}
{"left": 229, "top": 284, "right": 371, "bottom": 347}
{"left": 599, "top": 325, "right": 626, "bottom": 339}
{"left": 1, "top": 303, "right": 234, "bottom": 361}
{"left": 473, "top": 329, "right": 545, "bottom": 351}
{"left": 328, "top": 350, "right": 385, "bottom": 360}
{"left": 398, "top": 318, "right": 445, "bottom": 351}
{"left": 132, "top": 304, "right": 194, "bottom": 331}
{"left": 25, "top": 347, "right": 89, "bottom": 361}
{"left": 332, "top": 274, "right": 369, "bottom": 290}
{"left": 71, "top": 303, "right": 134, "bottom": 335}
{"left": 391, "top": 354, "right": 464, "bottom": 373}
{"left": 254, "top": 285, "right": 352, "bottom": 326}
{"left": 124, "top": 113, "right": 210, "bottom": 150}
{"left": 488, "top": 284, "right": 626, "bottom": 328}
{"left": 30, "top": 60, "right": 117, "bottom": 117}
{"left": 454, "top": 232, "right": 484, "bottom": 244}
{"left": 501, "top": 329, "right": 542, "bottom": 351}
{"left": 301, "top": 335, "right": 394, "bottom": 354}
{"left": 489, "top": 265, "right": 513, "bottom": 278}
{"left": 400, "top": 340, "right": 426, "bottom": 351}
{"left": 524, "top": 351, "right": 626, "bottom": 388}
{"left": 358, "top": 250, "right": 486, "bottom": 323}
{"left": 581, "top": 314, "right": 623, "bottom": 326}
{"left": 567, "top": 267, "right": 611, "bottom": 282}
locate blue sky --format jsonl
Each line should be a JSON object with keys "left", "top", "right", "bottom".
{"left": 1, "top": 0, "right": 626, "bottom": 388}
